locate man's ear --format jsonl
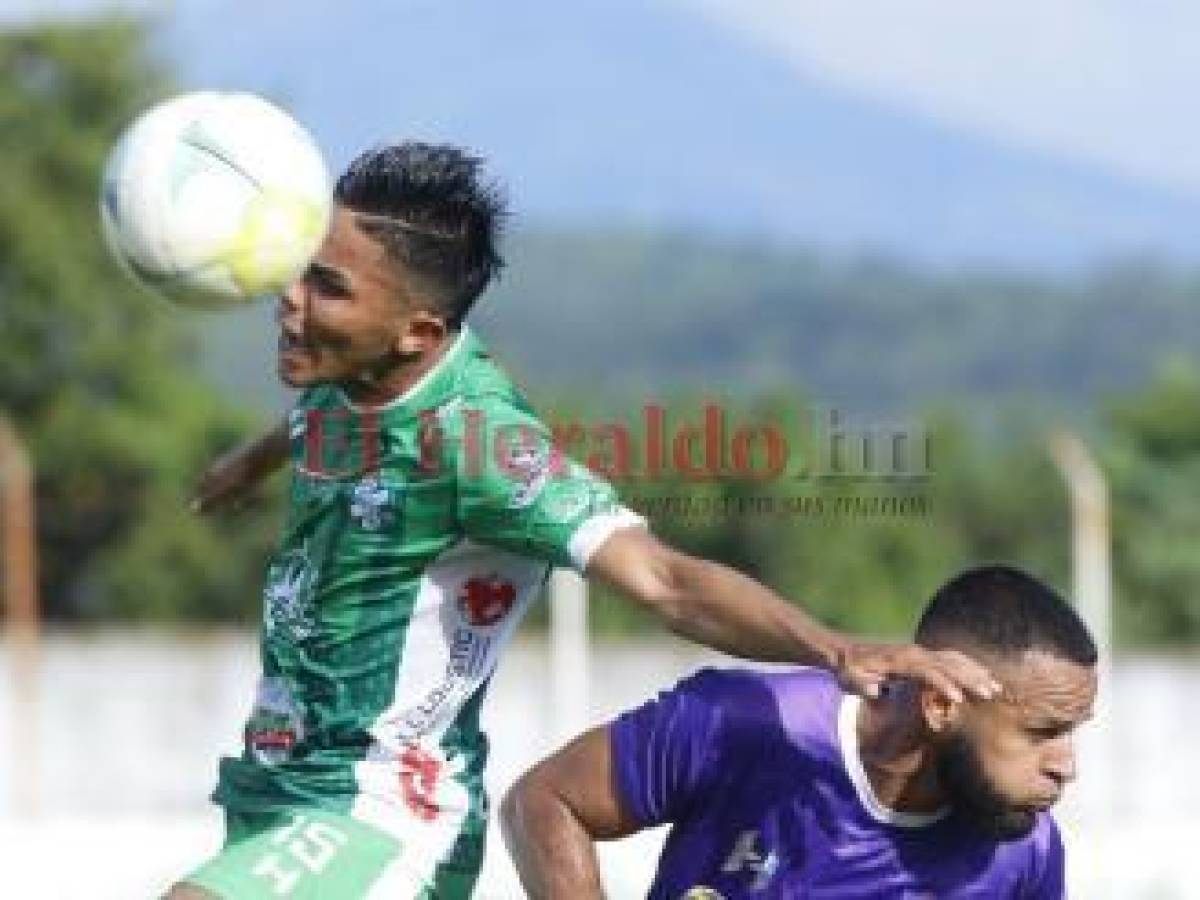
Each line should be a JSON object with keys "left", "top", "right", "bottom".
{"left": 919, "top": 686, "right": 962, "bottom": 735}
{"left": 394, "top": 310, "right": 448, "bottom": 355}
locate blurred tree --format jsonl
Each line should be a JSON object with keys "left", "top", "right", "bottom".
{"left": 0, "top": 18, "right": 279, "bottom": 622}
{"left": 1106, "top": 361, "right": 1200, "bottom": 646}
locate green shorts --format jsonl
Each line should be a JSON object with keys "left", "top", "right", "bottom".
{"left": 184, "top": 807, "right": 479, "bottom": 899}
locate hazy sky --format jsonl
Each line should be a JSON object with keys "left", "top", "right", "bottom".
{"left": 8, "top": 0, "right": 1195, "bottom": 196}
{"left": 684, "top": 0, "right": 1195, "bottom": 194}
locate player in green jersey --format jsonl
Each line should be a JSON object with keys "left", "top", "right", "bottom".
{"left": 168, "top": 143, "right": 997, "bottom": 899}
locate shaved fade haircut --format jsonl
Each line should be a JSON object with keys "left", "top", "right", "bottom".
{"left": 334, "top": 142, "right": 507, "bottom": 328}
{"left": 916, "top": 564, "right": 1097, "bottom": 666}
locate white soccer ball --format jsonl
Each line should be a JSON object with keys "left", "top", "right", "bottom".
{"left": 99, "top": 91, "right": 331, "bottom": 309}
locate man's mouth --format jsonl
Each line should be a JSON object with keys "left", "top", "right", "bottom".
{"left": 278, "top": 333, "right": 311, "bottom": 354}
{"left": 1026, "top": 794, "right": 1059, "bottom": 812}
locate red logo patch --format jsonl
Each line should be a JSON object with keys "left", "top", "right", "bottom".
{"left": 399, "top": 744, "right": 442, "bottom": 822}
{"left": 458, "top": 576, "right": 516, "bottom": 627}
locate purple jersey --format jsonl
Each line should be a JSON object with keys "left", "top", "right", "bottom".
{"left": 611, "top": 668, "right": 1065, "bottom": 899}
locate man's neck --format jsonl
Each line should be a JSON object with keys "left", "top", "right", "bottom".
{"left": 343, "top": 331, "right": 459, "bottom": 407}
{"left": 856, "top": 688, "right": 948, "bottom": 815}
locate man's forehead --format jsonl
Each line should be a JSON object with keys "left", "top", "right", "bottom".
{"left": 311, "top": 206, "right": 397, "bottom": 289}
{"left": 992, "top": 649, "right": 1097, "bottom": 719}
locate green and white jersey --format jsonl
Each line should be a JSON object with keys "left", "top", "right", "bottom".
{"left": 213, "top": 328, "right": 642, "bottom": 887}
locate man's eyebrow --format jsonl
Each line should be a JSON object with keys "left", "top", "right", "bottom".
{"left": 308, "top": 261, "right": 351, "bottom": 289}
{"left": 1025, "top": 708, "right": 1094, "bottom": 729}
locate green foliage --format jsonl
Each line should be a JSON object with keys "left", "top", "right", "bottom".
{"left": 531, "top": 381, "right": 1195, "bottom": 648}
{"left": 0, "top": 18, "right": 278, "bottom": 622}
{"left": 1105, "top": 362, "right": 1200, "bottom": 645}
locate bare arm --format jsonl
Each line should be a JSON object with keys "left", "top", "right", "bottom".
{"left": 501, "top": 726, "right": 639, "bottom": 900}
{"left": 192, "top": 418, "right": 289, "bottom": 514}
{"left": 586, "top": 527, "right": 999, "bottom": 702}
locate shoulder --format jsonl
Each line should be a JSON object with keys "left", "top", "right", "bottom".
{"left": 616, "top": 668, "right": 781, "bottom": 739}
{"left": 670, "top": 667, "right": 780, "bottom": 709}
{"left": 664, "top": 666, "right": 838, "bottom": 743}
{"left": 752, "top": 667, "right": 844, "bottom": 755}
{"left": 610, "top": 668, "right": 786, "bottom": 777}
{"left": 452, "top": 332, "right": 533, "bottom": 411}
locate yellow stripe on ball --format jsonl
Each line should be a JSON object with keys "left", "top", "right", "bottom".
{"left": 221, "top": 190, "right": 327, "bottom": 295}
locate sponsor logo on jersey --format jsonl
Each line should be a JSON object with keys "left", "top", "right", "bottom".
{"left": 398, "top": 742, "right": 443, "bottom": 822}
{"left": 458, "top": 575, "right": 516, "bottom": 628}
{"left": 263, "top": 549, "right": 318, "bottom": 641}
{"left": 349, "top": 475, "right": 394, "bottom": 530}
{"left": 392, "top": 629, "right": 492, "bottom": 740}
{"left": 722, "top": 829, "right": 780, "bottom": 891}
{"left": 245, "top": 677, "right": 305, "bottom": 765}
{"left": 680, "top": 889, "right": 726, "bottom": 900}
{"left": 288, "top": 407, "right": 307, "bottom": 439}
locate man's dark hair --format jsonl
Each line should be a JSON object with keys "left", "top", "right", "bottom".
{"left": 334, "top": 142, "right": 507, "bottom": 328}
{"left": 916, "top": 564, "right": 1097, "bottom": 666}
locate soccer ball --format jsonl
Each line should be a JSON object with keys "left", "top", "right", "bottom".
{"left": 99, "top": 91, "right": 331, "bottom": 310}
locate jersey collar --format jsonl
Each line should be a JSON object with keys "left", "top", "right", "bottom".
{"left": 837, "top": 694, "right": 951, "bottom": 829}
{"left": 335, "top": 326, "right": 476, "bottom": 414}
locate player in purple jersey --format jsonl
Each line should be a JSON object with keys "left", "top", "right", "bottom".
{"left": 503, "top": 565, "right": 1097, "bottom": 898}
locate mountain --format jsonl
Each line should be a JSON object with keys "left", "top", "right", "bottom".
{"left": 161, "top": 0, "right": 1200, "bottom": 270}
{"left": 191, "top": 232, "right": 1200, "bottom": 416}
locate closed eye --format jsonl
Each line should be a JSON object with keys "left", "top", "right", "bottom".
{"left": 305, "top": 262, "right": 350, "bottom": 296}
{"left": 1027, "top": 724, "right": 1069, "bottom": 741}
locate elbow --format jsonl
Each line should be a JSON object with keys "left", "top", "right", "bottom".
{"left": 500, "top": 777, "right": 527, "bottom": 841}
{"left": 633, "top": 548, "right": 693, "bottom": 630}
{"left": 501, "top": 771, "right": 545, "bottom": 846}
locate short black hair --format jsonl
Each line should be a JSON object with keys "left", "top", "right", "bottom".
{"left": 334, "top": 142, "right": 507, "bottom": 328}
{"left": 916, "top": 564, "right": 1097, "bottom": 666}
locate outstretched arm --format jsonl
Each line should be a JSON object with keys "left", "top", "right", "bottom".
{"left": 586, "top": 527, "right": 1000, "bottom": 702}
{"left": 192, "top": 418, "right": 289, "bottom": 514}
{"left": 501, "top": 726, "right": 638, "bottom": 900}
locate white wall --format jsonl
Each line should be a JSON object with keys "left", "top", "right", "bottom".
{"left": 0, "top": 632, "right": 1195, "bottom": 898}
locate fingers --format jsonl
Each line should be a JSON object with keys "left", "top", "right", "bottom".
{"left": 190, "top": 477, "right": 221, "bottom": 514}
{"left": 190, "top": 474, "right": 237, "bottom": 515}
{"left": 927, "top": 649, "right": 1001, "bottom": 701}
{"left": 906, "top": 659, "right": 964, "bottom": 705}
{"left": 844, "top": 643, "right": 1000, "bottom": 705}
{"left": 855, "top": 674, "right": 883, "bottom": 700}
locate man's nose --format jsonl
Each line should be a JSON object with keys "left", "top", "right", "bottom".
{"left": 1043, "top": 737, "right": 1077, "bottom": 787}
{"left": 277, "top": 278, "right": 307, "bottom": 327}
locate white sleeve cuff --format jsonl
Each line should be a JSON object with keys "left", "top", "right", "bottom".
{"left": 567, "top": 506, "right": 647, "bottom": 571}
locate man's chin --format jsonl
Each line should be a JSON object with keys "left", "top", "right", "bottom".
{"left": 277, "top": 360, "right": 319, "bottom": 388}
{"left": 967, "top": 807, "right": 1039, "bottom": 842}
{"left": 274, "top": 355, "right": 326, "bottom": 388}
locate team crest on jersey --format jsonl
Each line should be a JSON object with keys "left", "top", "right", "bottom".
{"left": 349, "top": 475, "right": 395, "bottom": 530}
{"left": 245, "top": 677, "right": 305, "bottom": 766}
{"left": 505, "top": 441, "right": 553, "bottom": 509}
{"left": 680, "top": 889, "right": 726, "bottom": 900}
{"left": 544, "top": 479, "right": 602, "bottom": 523}
{"left": 458, "top": 575, "right": 516, "bottom": 628}
{"left": 263, "top": 550, "right": 318, "bottom": 641}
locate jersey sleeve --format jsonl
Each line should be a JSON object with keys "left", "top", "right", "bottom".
{"left": 1023, "top": 817, "right": 1066, "bottom": 899}
{"left": 449, "top": 395, "right": 645, "bottom": 570}
{"left": 608, "top": 669, "right": 779, "bottom": 828}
